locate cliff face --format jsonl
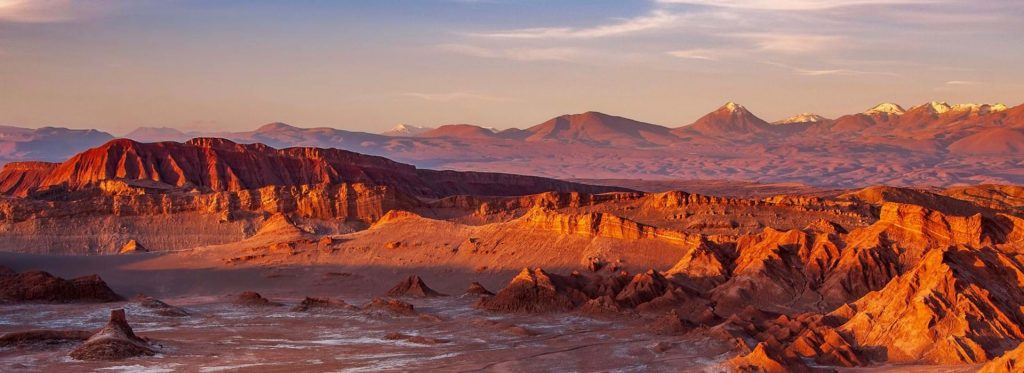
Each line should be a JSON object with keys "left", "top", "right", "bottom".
{"left": 0, "top": 138, "right": 626, "bottom": 198}
{"left": 838, "top": 246, "right": 1024, "bottom": 364}
{"left": 513, "top": 207, "right": 695, "bottom": 243}
{"left": 0, "top": 182, "right": 415, "bottom": 222}
{"left": 0, "top": 161, "right": 58, "bottom": 197}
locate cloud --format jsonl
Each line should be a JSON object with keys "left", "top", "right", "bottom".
{"left": 666, "top": 48, "right": 743, "bottom": 61}
{"left": 399, "top": 91, "right": 506, "bottom": 102}
{"left": 656, "top": 0, "right": 940, "bottom": 11}
{"left": 762, "top": 61, "right": 897, "bottom": 76}
{"left": 667, "top": 33, "right": 843, "bottom": 63}
{"left": 471, "top": 9, "right": 682, "bottom": 39}
{"left": 438, "top": 44, "right": 580, "bottom": 61}
{"left": 944, "top": 80, "right": 981, "bottom": 85}
{"left": 737, "top": 33, "right": 842, "bottom": 54}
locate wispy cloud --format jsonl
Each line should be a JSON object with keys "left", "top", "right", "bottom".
{"left": 667, "top": 33, "right": 843, "bottom": 63}
{"left": 666, "top": 48, "right": 727, "bottom": 61}
{"left": 737, "top": 33, "right": 842, "bottom": 54}
{"left": 656, "top": 0, "right": 940, "bottom": 11}
{"left": 471, "top": 9, "right": 683, "bottom": 39}
{"left": 763, "top": 61, "right": 897, "bottom": 76}
{"left": 944, "top": 80, "right": 981, "bottom": 85}
{"left": 399, "top": 91, "right": 507, "bottom": 102}
{"left": 438, "top": 43, "right": 580, "bottom": 61}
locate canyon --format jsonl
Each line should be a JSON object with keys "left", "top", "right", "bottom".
{"left": 0, "top": 137, "right": 1022, "bottom": 371}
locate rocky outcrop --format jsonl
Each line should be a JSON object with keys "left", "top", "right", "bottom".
{"left": 0, "top": 269, "right": 120, "bottom": 303}
{"left": 69, "top": 309, "right": 155, "bottom": 361}
{"left": 232, "top": 291, "right": 282, "bottom": 307}
{"left": 837, "top": 246, "right": 1024, "bottom": 364}
{"left": 514, "top": 207, "right": 691, "bottom": 242}
{"left": 725, "top": 342, "right": 821, "bottom": 373}
{"left": 665, "top": 239, "right": 731, "bottom": 292}
{"left": 291, "top": 297, "right": 356, "bottom": 312}
{"left": 0, "top": 161, "right": 58, "bottom": 197}
{"left": 361, "top": 298, "right": 418, "bottom": 316}
{"left": 476, "top": 268, "right": 587, "bottom": 313}
{"left": 135, "top": 295, "right": 188, "bottom": 317}
{"left": 386, "top": 275, "right": 446, "bottom": 297}
{"left": 614, "top": 270, "right": 673, "bottom": 308}
{"left": 979, "top": 342, "right": 1024, "bottom": 373}
{"left": 118, "top": 240, "right": 148, "bottom": 254}
{"left": 0, "top": 137, "right": 624, "bottom": 198}
{"left": 465, "top": 282, "right": 494, "bottom": 296}
{"left": 0, "top": 329, "right": 92, "bottom": 349}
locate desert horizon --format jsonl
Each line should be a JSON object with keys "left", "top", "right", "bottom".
{"left": 2, "top": 1, "right": 1024, "bottom": 372}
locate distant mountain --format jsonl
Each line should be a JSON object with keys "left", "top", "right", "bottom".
{"left": 672, "top": 102, "right": 774, "bottom": 139}
{"left": 419, "top": 124, "right": 499, "bottom": 139}
{"left": 524, "top": 111, "right": 676, "bottom": 147}
{"left": 0, "top": 126, "right": 113, "bottom": 164}
{"left": 948, "top": 127, "right": 1024, "bottom": 155}
{"left": 773, "top": 113, "right": 830, "bottom": 125}
{"left": 227, "top": 122, "right": 389, "bottom": 153}
{"left": 3, "top": 100, "right": 1024, "bottom": 187}
{"left": 124, "top": 127, "right": 203, "bottom": 143}
{"left": 381, "top": 124, "right": 432, "bottom": 137}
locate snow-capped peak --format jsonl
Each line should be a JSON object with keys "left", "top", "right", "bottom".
{"left": 949, "top": 103, "right": 1008, "bottom": 114}
{"left": 721, "top": 101, "right": 747, "bottom": 113}
{"left": 988, "top": 103, "right": 1009, "bottom": 113}
{"left": 773, "top": 113, "right": 828, "bottom": 125}
{"left": 865, "top": 103, "right": 906, "bottom": 115}
{"left": 914, "top": 101, "right": 951, "bottom": 114}
{"left": 381, "top": 123, "right": 431, "bottom": 136}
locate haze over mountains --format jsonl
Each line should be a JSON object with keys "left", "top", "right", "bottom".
{"left": 4, "top": 100, "right": 1023, "bottom": 187}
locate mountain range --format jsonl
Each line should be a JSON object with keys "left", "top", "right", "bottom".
{"left": 4, "top": 101, "right": 1022, "bottom": 187}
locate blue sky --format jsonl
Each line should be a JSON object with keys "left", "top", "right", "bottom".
{"left": 0, "top": 0, "right": 1021, "bottom": 134}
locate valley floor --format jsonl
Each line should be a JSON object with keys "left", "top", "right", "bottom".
{"left": 0, "top": 253, "right": 986, "bottom": 372}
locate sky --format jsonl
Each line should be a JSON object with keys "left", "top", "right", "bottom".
{"left": 0, "top": 0, "right": 1022, "bottom": 134}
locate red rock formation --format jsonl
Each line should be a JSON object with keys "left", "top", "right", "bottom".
{"left": 0, "top": 270, "right": 120, "bottom": 303}
{"left": 0, "top": 137, "right": 625, "bottom": 198}
{"left": 291, "top": 297, "right": 355, "bottom": 312}
{"left": 979, "top": 342, "right": 1024, "bottom": 373}
{"left": 0, "top": 330, "right": 92, "bottom": 349}
{"left": 69, "top": 309, "right": 155, "bottom": 360}
{"left": 361, "top": 297, "right": 417, "bottom": 316}
{"left": 465, "top": 282, "right": 494, "bottom": 296}
{"left": 665, "top": 239, "right": 731, "bottom": 292}
{"left": 838, "top": 246, "right": 1024, "bottom": 364}
{"left": 118, "top": 239, "right": 147, "bottom": 254}
{"left": 0, "top": 161, "right": 57, "bottom": 197}
{"left": 386, "top": 275, "right": 446, "bottom": 297}
{"left": 614, "top": 270, "right": 673, "bottom": 308}
{"left": 476, "top": 268, "right": 588, "bottom": 313}
{"left": 709, "top": 228, "right": 836, "bottom": 315}
{"left": 232, "top": 291, "right": 282, "bottom": 307}
{"left": 725, "top": 341, "right": 822, "bottom": 373}
{"left": 514, "top": 207, "right": 692, "bottom": 242}
{"left": 134, "top": 295, "right": 189, "bottom": 317}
